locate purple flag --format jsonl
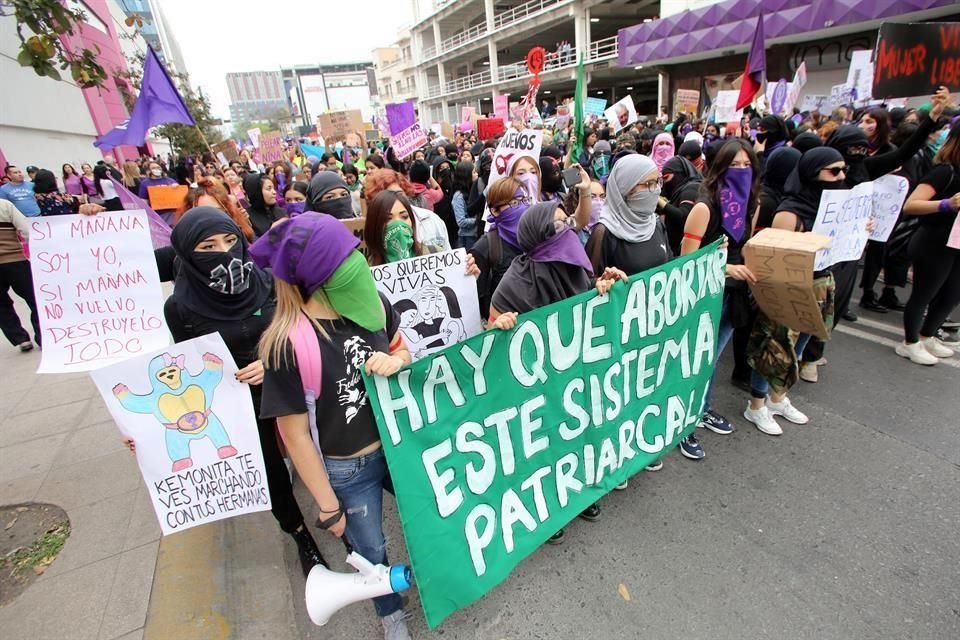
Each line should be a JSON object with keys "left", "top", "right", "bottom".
{"left": 385, "top": 102, "right": 415, "bottom": 137}
{"left": 110, "top": 177, "right": 172, "bottom": 248}
{"left": 736, "top": 13, "right": 766, "bottom": 111}
{"left": 95, "top": 47, "right": 195, "bottom": 150}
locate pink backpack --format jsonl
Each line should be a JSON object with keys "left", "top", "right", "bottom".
{"left": 289, "top": 313, "right": 323, "bottom": 452}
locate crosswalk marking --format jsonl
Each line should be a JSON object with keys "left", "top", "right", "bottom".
{"left": 835, "top": 324, "right": 960, "bottom": 370}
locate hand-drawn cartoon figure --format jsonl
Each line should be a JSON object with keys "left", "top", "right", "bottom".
{"left": 410, "top": 285, "right": 465, "bottom": 351}
{"left": 112, "top": 352, "right": 237, "bottom": 472}
{"left": 394, "top": 299, "right": 428, "bottom": 360}
{"left": 337, "top": 337, "right": 374, "bottom": 424}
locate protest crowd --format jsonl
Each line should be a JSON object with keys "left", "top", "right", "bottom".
{"left": 2, "top": 32, "right": 960, "bottom": 640}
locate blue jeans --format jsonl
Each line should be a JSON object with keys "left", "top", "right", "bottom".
{"left": 750, "top": 333, "right": 812, "bottom": 399}
{"left": 703, "top": 297, "right": 736, "bottom": 412}
{"left": 323, "top": 448, "right": 403, "bottom": 618}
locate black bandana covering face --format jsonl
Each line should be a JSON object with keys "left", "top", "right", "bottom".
{"left": 191, "top": 243, "right": 254, "bottom": 294}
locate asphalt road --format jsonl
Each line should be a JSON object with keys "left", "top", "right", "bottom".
{"left": 287, "top": 307, "right": 960, "bottom": 640}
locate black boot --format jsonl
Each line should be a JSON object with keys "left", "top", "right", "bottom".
{"left": 291, "top": 524, "right": 328, "bottom": 578}
{"left": 859, "top": 289, "right": 888, "bottom": 313}
{"left": 878, "top": 287, "right": 905, "bottom": 311}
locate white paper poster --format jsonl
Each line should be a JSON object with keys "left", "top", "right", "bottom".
{"left": 869, "top": 175, "right": 910, "bottom": 242}
{"left": 800, "top": 95, "right": 828, "bottom": 112}
{"left": 28, "top": 211, "right": 169, "bottom": 373}
{"left": 604, "top": 95, "right": 639, "bottom": 133}
{"left": 713, "top": 90, "right": 742, "bottom": 122}
{"left": 846, "top": 50, "right": 874, "bottom": 104}
{"left": 90, "top": 333, "right": 271, "bottom": 535}
{"left": 370, "top": 249, "right": 481, "bottom": 361}
{"left": 487, "top": 128, "right": 543, "bottom": 188}
{"left": 782, "top": 62, "right": 808, "bottom": 115}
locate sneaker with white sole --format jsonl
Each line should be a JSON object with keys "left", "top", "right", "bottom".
{"left": 698, "top": 409, "right": 735, "bottom": 434}
{"left": 895, "top": 341, "right": 938, "bottom": 365}
{"left": 615, "top": 480, "right": 629, "bottom": 490}
{"left": 382, "top": 609, "right": 412, "bottom": 640}
{"left": 921, "top": 336, "right": 954, "bottom": 358}
{"left": 645, "top": 460, "right": 663, "bottom": 471}
{"left": 799, "top": 362, "right": 819, "bottom": 383}
{"left": 766, "top": 397, "right": 809, "bottom": 425}
{"left": 743, "top": 404, "right": 782, "bottom": 435}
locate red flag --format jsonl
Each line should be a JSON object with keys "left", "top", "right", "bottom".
{"left": 736, "top": 13, "right": 767, "bottom": 111}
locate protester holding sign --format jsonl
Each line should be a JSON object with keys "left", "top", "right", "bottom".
{"left": 242, "top": 173, "right": 287, "bottom": 237}
{"left": 253, "top": 214, "right": 415, "bottom": 639}
{"left": 898, "top": 122, "right": 960, "bottom": 365}
{"left": 489, "top": 201, "right": 628, "bottom": 541}
{"left": 682, "top": 139, "right": 762, "bottom": 443}
{"left": 137, "top": 160, "right": 177, "bottom": 200}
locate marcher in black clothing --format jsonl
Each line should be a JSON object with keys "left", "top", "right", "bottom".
{"left": 243, "top": 173, "right": 287, "bottom": 237}
{"left": 657, "top": 155, "right": 702, "bottom": 255}
{"left": 756, "top": 147, "right": 801, "bottom": 231}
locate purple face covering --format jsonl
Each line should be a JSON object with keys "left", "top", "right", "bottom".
{"left": 489, "top": 189, "right": 530, "bottom": 250}
{"left": 248, "top": 212, "right": 358, "bottom": 294}
{"left": 527, "top": 225, "right": 593, "bottom": 273}
{"left": 586, "top": 196, "right": 604, "bottom": 231}
{"left": 719, "top": 167, "right": 752, "bottom": 242}
{"left": 286, "top": 201, "right": 306, "bottom": 216}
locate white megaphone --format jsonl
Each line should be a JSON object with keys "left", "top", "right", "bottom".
{"left": 305, "top": 551, "right": 413, "bottom": 626}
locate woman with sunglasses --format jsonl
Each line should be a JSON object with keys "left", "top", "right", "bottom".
{"left": 681, "top": 139, "right": 760, "bottom": 451}
{"left": 490, "top": 202, "right": 627, "bottom": 543}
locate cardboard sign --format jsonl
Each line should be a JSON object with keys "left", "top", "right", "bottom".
{"left": 487, "top": 128, "right": 543, "bottom": 189}
{"left": 873, "top": 22, "right": 960, "bottom": 99}
{"left": 391, "top": 121, "right": 428, "bottom": 159}
{"left": 744, "top": 229, "right": 832, "bottom": 339}
{"left": 675, "top": 89, "right": 700, "bottom": 115}
{"left": 90, "top": 333, "right": 271, "bottom": 535}
{"left": 259, "top": 130, "right": 284, "bottom": 164}
{"left": 212, "top": 140, "right": 239, "bottom": 163}
{"left": 441, "top": 122, "right": 455, "bottom": 139}
{"left": 318, "top": 109, "right": 364, "bottom": 140}
{"left": 364, "top": 241, "right": 725, "bottom": 628}
{"left": 846, "top": 50, "right": 874, "bottom": 104}
{"left": 713, "top": 90, "right": 741, "bottom": 122}
{"left": 584, "top": 97, "right": 607, "bottom": 116}
{"left": 604, "top": 96, "right": 638, "bottom": 133}
{"left": 782, "top": 62, "right": 807, "bottom": 115}
{"left": 476, "top": 117, "right": 506, "bottom": 140}
{"left": 370, "top": 249, "right": 481, "bottom": 361}
{"left": 28, "top": 211, "right": 169, "bottom": 373}
{"left": 147, "top": 185, "right": 189, "bottom": 211}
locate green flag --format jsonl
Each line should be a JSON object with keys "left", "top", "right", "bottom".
{"left": 365, "top": 241, "right": 726, "bottom": 628}
{"left": 569, "top": 53, "right": 585, "bottom": 165}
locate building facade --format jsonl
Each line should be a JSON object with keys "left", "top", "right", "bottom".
{"left": 281, "top": 63, "right": 375, "bottom": 128}
{"left": 372, "top": 30, "right": 418, "bottom": 114}
{"left": 226, "top": 71, "right": 288, "bottom": 123}
{"left": 115, "top": 0, "right": 187, "bottom": 74}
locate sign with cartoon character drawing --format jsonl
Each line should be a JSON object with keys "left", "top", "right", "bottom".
{"left": 91, "top": 332, "right": 271, "bottom": 535}
{"left": 370, "top": 249, "right": 482, "bottom": 361}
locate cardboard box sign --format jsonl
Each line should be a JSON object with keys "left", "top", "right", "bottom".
{"left": 147, "top": 184, "right": 189, "bottom": 211}
{"left": 318, "top": 110, "right": 365, "bottom": 141}
{"left": 743, "top": 228, "right": 832, "bottom": 340}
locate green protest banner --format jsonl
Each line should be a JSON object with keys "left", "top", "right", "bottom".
{"left": 365, "top": 241, "right": 725, "bottom": 628}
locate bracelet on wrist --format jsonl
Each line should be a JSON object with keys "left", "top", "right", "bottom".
{"left": 938, "top": 199, "right": 957, "bottom": 214}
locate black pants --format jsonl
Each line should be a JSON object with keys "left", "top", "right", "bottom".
{"left": 903, "top": 227, "right": 960, "bottom": 342}
{"left": 802, "top": 260, "right": 859, "bottom": 363}
{"left": 861, "top": 239, "right": 911, "bottom": 294}
{"left": 0, "top": 260, "right": 41, "bottom": 347}
{"left": 251, "top": 389, "right": 306, "bottom": 533}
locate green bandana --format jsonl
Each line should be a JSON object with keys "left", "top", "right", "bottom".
{"left": 316, "top": 251, "right": 386, "bottom": 332}
{"left": 383, "top": 219, "right": 415, "bottom": 263}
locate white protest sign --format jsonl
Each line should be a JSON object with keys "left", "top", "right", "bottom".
{"left": 91, "top": 333, "right": 270, "bottom": 535}
{"left": 247, "top": 128, "right": 261, "bottom": 147}
{"left": 782, "top": 62, "right": 807, "bottom": 115}
{"left": 714, "top": 90, "right": 741, "bottom": 123}
{"left": 604, "top": 95, "right": 638, "bottom": 133}
{"left": 800, "top": 94, "right": 828, "bottom": 112}
{"left": 846, "top": 50, "right": 874, "bottom": 104}
{"left": 370, "top": 249, "right": 481, "bottom": 361}
{"left": 29, "top": 211, "right": 169, "bottom": 373}
{"left": 828, "top": 84, "right": 856, "bottom": 109}
{"left": 391, "top": 122, "right": 428, "bottom": 159}
{"left": 869, "top": 175, "right": 910, "bottom": 242}
{"left": 487, "top": 128, "right": 543, "bottom": 189}
{"left": 948, "top": 214, "right": 960, "bottom": 250}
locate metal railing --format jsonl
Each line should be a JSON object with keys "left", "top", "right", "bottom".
{"left": 444, "top": 69, "right": 492, "bottom": 94}
{"left": 426, "top": 84, "right": 443, "bottom": 98}
{"left": 493, "top": 0, "right": 566, "bottom": 30}
{"left": 439, "top": 22, "right": 487, "bottom": 54}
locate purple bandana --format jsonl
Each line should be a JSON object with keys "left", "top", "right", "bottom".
{"left": 528, "top": 226, "right": 593, "bottom": 273}
{"left": 719, "top": 167, "right": 752, "bottom": 243}
{"left": 489, "top": 190, "right": 529, "bottom": 250}
{"left": 248, "top": 212, "right": 358, "bottom": 294}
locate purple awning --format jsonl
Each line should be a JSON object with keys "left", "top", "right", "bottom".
{"left": 618, "top": 0, "right": 958, "bottom": 67}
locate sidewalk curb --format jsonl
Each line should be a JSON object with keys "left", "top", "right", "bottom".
{"left": 143, "top": 512, "right": 298, "bottom": 640}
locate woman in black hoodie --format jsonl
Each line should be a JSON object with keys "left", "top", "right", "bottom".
{"left": 243, "top": 173, "right": 287, "bottom": 238}
{"left": 432, "top": 156, "right": 457, "bottom": 245}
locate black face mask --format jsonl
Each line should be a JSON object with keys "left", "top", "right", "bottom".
{"left": 819, "top": 180, "right": 847, "bottom": 190}
{"left": 192, "top": 244, "right": 253, "bottom": 295}
{"left": 542, "top": 170, "right": 563, "bottom": 193}
{"left": 314, "top": 195, "right": 353, "bottom": 219}
{"left": 756, "top": 131, "right": 768, "bottom": 144}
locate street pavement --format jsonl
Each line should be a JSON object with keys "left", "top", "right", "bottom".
{"left": 2, "top": 296, "right": 959, "bottom": 640}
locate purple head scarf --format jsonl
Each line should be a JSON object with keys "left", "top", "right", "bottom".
{"left": 488, "top": 187, "right": 531, "bottom": 250}
{"left": 719, "top": 167, "right": 752, "bottom": 243}
{"left": 248, "top": 212, "right": 358, "bottom": 294}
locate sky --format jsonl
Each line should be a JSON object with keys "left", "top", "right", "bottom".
{"left": 159, "top": 0, "right": 416, "bottom": 119}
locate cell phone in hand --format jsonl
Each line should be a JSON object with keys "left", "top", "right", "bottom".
{"left": 562, "top": 167, "right": 583, "bottom": 189}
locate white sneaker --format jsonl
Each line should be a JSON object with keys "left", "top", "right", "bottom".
{"left": 799, "top": 362, "right": 819, "bottom": 383}
{"left": 921, "top": 336, "right": 954, "bottom": 358}
{"left": 743, "top": 404, "right": 782, "bottom": 436}
{"left": 766, "top": 397, "right": 809, "bottom": 425}
{"left": 615, "top": 480, "right": 629, "bottom": 490}
{"left": 895, "top": 341, "right": 938, "bottom": 366}
{"left": 645, "top": 460, "right": 663, "bottom": 472}
{"left": 382, "top": 610, "right": 412, "bottom": 640}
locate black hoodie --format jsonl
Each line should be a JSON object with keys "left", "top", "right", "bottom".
{"left": 243, "top": 173, "right": 286, "bottom": 238}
